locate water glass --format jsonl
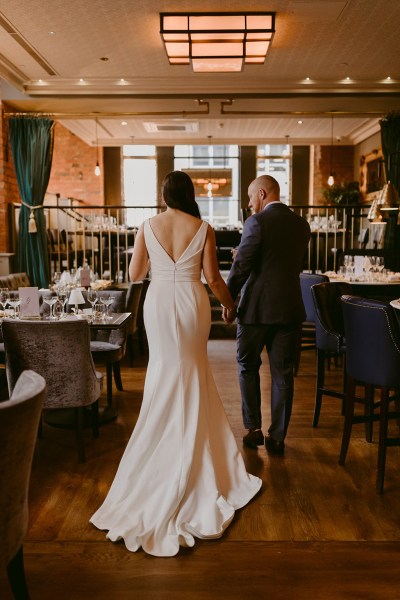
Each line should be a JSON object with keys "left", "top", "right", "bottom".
{"left": 94, "top": 303, "right": 106, "bottom": 322}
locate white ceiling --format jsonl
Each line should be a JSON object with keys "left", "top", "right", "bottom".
{"left": 0, "top": 0, "right": 400, "bottom": 147}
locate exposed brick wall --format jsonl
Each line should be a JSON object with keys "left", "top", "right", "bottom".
{"left": 313, "top": 144, "right": 355, "bottom": 203}
{"left": 47, "top": 122, "right": 104, "bottom": 206}
{"left": 0, "top": 104, "right": 20, "bottom": 252}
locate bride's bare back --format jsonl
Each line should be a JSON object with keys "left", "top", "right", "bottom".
{"left": 149, "top": 209, "right": 202, "bottom": 263}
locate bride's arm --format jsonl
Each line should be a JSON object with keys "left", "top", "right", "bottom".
{"left": 202, "top": 225, "right": 236, "bottom": 312}
{"left": 129, "top": 224, "right": 150, "bottom": 281}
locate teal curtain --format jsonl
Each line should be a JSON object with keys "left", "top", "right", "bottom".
{"left": 9, "top": 117, "right": 54, "bottom": 288}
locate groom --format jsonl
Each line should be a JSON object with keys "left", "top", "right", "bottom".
{"left": 223, "top": 175, "right": 310, "bottom": 455}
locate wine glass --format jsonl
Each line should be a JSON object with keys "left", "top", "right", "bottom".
{"left": 57, "top": 287, "right": 69, "bottom": 318}
{"left": 0, "top": 287, "right": 9, "bottom": 314}
{"left": 43, "top": 292, "right": 58, "bottom": 320}
{"left": 99, "top": 293, "right": 115, "bottom": 320}
{"left": 53, "top": 271, "right": 62, "bottom": 288}
{"left": 376, "top": 256, "right": 385, "bottom": 273}
{"left": 87, "top": 289, "right": 98, "bottom": 313}
{"left": 8, "top": 291, "right": 20, "bottom": 319}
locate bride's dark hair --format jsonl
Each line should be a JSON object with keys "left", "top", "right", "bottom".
{"left": 161, "top": 171, "right": 201, "bottom": 218}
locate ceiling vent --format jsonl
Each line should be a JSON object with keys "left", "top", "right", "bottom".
{"left": 143, "top": 121, "right": 199, "bottom": 133}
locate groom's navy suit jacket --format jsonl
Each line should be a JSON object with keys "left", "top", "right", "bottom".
{"left": 227, "top": 203, "right": 311, "bottom": 325}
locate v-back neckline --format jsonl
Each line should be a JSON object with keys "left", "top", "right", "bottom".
{"left": 148, "top": 220, "right": 205, "bottom": 264}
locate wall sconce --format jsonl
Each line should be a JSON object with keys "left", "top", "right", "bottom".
{"left": 160, "top": 12, "right": 275, "bottom": 73}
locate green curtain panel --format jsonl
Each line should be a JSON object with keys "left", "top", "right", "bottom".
{"left": 9, "top": 117, "right": 54, "bottom": 288}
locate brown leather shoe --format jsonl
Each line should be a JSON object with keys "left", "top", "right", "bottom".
{"left": 243, "top": 429, "right": 264, "bottom": 448}
{"left": 265, "top": 435, "right": 285, "bottom": 455}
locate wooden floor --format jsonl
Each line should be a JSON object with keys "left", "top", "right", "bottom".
{"left": 2, "top": 341, "right": 400, "bottom": 599}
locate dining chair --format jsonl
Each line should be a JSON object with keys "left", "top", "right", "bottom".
{"left": 125, "top": 281, "right": 144, "bottom": 366}
{"left": 311, "top": 281, "right": 353, "bottom": 427}
{"left": 0, "top": 369, "right": 46, "bottom": 600}
{"left": 294, "top": 272, "right": 329, "bottom": 376}
{"left": 339, "top": 295, "right": 400, "bottom": 493}
{"left": 89, "top": 290, "right": 127, "bottom": 406}
{"left": 2, "top": 319, "right": 103, "bottom": 463}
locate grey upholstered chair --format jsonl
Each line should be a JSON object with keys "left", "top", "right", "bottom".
{"left": 0, "top": 370, "right": 46, "bottom": 600}
{"left": 2, "top": 319, "right": 103, "bottom": 462}
{"left": 89, "top": 290, "right": 128, "bottom": 406}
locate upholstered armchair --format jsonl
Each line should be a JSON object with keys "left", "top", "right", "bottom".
{"left": 2, "top": 319, "right": 103, "bottom": 462}
{"left": 0, "top": 370, "right": 46, "bottom": 599}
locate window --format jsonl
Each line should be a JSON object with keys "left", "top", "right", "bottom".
{"left": 257, "top": 144, "right": 291, "bottom": 204}
{"left": 123, "top": 145, "right": 157, "bottom": 226}
{"left": 174, "top": 145, "right": 240, "bottom": 227}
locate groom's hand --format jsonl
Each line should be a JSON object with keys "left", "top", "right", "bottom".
{"left": 222, "top": 306, "right": 237, "bottom": 323}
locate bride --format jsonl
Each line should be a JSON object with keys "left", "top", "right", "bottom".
{"left": 90, "top": 171, "right": 262, "bottom": 557}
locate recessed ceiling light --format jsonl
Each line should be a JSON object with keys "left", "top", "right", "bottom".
{"left": 305, "top": 77, "right": 310, "bottom": 81}
{"left": 49, "top": 31, "right": 55, "bottom": 35}
{"left": 345, "top": 76, "right": 351, "bottom": 81}
{"left": 121, "top": 121, "right": 128, "bottom": 126}
{"left": 386, "top": 76, "right": 392, "bottom": 80}
{"left": 297, "top": 120, "right": 303, "bottom": 124}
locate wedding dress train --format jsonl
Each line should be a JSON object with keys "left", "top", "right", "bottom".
{"left": 90, "top": 219, "right": 262, "bottom": 557}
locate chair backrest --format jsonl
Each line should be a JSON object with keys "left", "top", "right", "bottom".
{"left": 311, "top": 281, "right": 353, "bottom": 352}
{"left": 299, "top": 272, "right": 329, "bottom": 322}
{"left": 2, "top": 320, "right": 102, "bottom": 409}
{"left": 125, "top": 281, "right": 143, "bottom": 336}
{"left": 341, "top": 295, "right": 400, "bottom": 388}
{"left": 0, "top": 370, "right": 46, "bottom": 567}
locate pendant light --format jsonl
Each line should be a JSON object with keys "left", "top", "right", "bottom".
{"left": 94, "top": 118, "right": 101, "bottom": 177}
{"left": 327, "top": 114, "right": 334, "bottom": 186}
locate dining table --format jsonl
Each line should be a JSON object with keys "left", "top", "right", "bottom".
{"left": 323, "top": 271, "right": 400, "bottom": 301}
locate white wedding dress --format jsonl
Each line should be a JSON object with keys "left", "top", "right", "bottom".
{"left": 90, "top": 218, "right": 262, "bottom": 557}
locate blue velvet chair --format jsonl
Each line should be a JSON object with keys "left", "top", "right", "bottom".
{"left": 294, "top": 272, "right": 329, "bottom": 375}
{"left": 311, "top": 281, "right": 353, "bottom": 427}
{"left": 339, "top": 295, "right": 400, "bottom": 493}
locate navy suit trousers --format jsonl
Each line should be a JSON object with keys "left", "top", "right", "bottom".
{"left": 236, "top": 322, "right": 301, "bottom": 441}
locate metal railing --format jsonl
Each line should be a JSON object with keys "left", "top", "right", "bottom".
{"left": 10, "top": 196, "right": 395, "bottom": 283}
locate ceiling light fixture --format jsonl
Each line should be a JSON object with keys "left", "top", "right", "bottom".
{"left": 160, "top": 12, "right": 275, "bottom": 73}
{"left": 328, "top": 114, "right": 335, "bottom": 186}
{"left": 94, "top": 118, "right": 101, "bottom": 177}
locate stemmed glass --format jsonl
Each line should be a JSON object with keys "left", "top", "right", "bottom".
{"left": 57, "top": 287, "right": 69, "bottom": 318}
{"left": 376, "top": 256, "right": 385, "bottom": 278}
{"left": 99, "top": 293, "right": 115, "bottom": 320}
{"left": 8, "top": 291, "right": 20, "bottom": 319}
{"left": 87, "top": 289, "right": 98, "bottom": 314}
{"left": 0, "top": 287, "right": 9, "bottom": 315}
{"left": 43, "top": 292, "right": 59, "bottom": 320}
{"left": 53, "top": 271, "right": 62, "bottom": 288}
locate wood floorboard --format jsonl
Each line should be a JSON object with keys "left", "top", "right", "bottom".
{"left": 2, "top": 340, "right": 400, "bottom": 599}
